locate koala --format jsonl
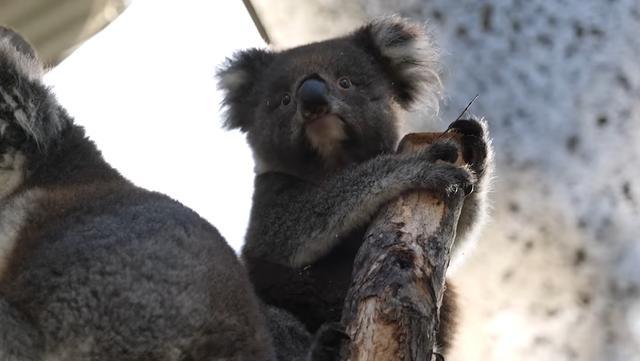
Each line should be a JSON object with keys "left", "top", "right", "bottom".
{"left": 218, "top": 16, "right": 492, "bottom": 360}
{"left": 0, "top": 27, "right": 275, "bottom": 361}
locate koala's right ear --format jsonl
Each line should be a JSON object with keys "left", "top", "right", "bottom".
{"left": 217, "top": 48, "right": 274, "bottom": 131}
{"left": 0, "top": 26, "right": 43, "bottom": 80}
{"left": 353, "top": 16, "right": 442, "bottom": 110}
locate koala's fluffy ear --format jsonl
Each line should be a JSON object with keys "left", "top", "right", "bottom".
{"left": 217, "top": 48, "right": 274, "bottom": 131}
{"left": 0, "top": 26, "right": 43, "bottom": 80}
{"left": 354, "top": 16, "right": 442, "bottom": 109}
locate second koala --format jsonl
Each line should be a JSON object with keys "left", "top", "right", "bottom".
{"left": 218, "top": 17, "right": 493, "bottom": 359}
{"left": 0, "top": 27, "right": 274, "bottom": 361}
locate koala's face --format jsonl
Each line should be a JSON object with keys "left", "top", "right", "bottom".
{"left": 250, "top": 40, "right": 401, "bottom": 169}
{"left": 218, "top": 17, "right": 441, "bottom": 173}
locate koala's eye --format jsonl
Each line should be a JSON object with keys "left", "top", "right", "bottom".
{"left": 281, "top": 93, "right": 291, "bottom": 106}
{"left": 338, "top": 77, "right": 351, "bottom": 89}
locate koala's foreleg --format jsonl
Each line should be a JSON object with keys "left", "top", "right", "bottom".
{"left": 446, "top": 118, "right": 493, "bottom": 252}
{"left": 245, "top": 147, "right": 473, "bottom": 268}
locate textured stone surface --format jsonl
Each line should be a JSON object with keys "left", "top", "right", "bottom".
{"left": 364, "top": 1, "right": 640, "bottom": 361}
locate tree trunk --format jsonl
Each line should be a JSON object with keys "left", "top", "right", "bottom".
{"left": 340, "top": 132, "right": 466, "bottom": 361}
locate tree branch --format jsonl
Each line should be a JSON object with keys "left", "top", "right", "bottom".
{"left": 340, "top": 132, "right": 467, "bottom": 361}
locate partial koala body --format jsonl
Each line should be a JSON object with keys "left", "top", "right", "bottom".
{"left": 218, "top": 16, "right": 493, "bottom": 359}
{"left": 0, "top": 28, "right": 274, "bottom": 361}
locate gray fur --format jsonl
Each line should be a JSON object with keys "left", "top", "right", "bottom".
{"left": 254, "top": 157, "right": 474, "bottom": 268}
{"left": 0, "top": 27, "right": 63, "bottom": 151}
{"left": 218, "top": 17, "right": 493, "bottom": 359}
{"left": 0, "top": 27, "right": 275, "bottom": 361}
{"left": 367, "top": 15, "right": 442, "bottom": 110}
{"left": 263, "top": 305, "right": 312, "bottom": 361}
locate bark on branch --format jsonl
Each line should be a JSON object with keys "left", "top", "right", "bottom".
{"left": 340, "top": 132, "right": 467, "bottom": 361}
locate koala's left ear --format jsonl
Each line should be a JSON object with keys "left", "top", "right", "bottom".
{"left": 217, "top": 48, "right": 274, "bottom": 132}
{"left": 353, "top": 16, "right": 442, "bottom": 109}
{"left": 0, "top": 26, "right": 43, "bottom": 80}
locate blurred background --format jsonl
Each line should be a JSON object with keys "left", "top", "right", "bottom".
{"left": 2, "top": 1, "right": 639, "bottom": 360}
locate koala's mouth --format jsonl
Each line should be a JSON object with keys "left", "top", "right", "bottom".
{"left": 303, "top": 114, "right": 348, "bottom": 159}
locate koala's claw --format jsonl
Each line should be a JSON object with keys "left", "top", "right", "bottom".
{"left": 416, "top": 162, "right": 475, "bottom": 200}
{"left": 423, "top": 141, "right": 460, "bottom": 164}
{"left": 447, "top": 118, "right": 489, "bottom": 176}
{"left": 447, "top": 118, "right": 483, "bottom": 138}
{"left": 446, "top": 180, "right": 473, "bottom": 197}
{"left": 461, "top": 135, "right": 487, "bottom": 175}
{"left": 463, "top": 182, "right": 474, "bottom": 196}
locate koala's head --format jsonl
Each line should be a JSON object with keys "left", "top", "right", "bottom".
{"left": 218, "top": 17, "right": 441, "bottom": 174}
{"left": 0, "top": 26, "right": 65, "bottom": 197}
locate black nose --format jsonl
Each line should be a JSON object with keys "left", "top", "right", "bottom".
{"left": 298, "top": 78, "right": 329, "bottom": 118}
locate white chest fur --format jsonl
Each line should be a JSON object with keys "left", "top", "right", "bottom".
{"left": 0, "top": 189, "right": 41, "bottom": 277}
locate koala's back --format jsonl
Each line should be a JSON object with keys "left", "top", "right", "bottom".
{"left": 2, "top": 184, "right": 272, "bottom": 361}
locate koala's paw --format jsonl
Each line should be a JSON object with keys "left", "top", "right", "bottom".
{"left": 446, "top": 118, "right": 491, "bottom": 178}
{"left": 308, "top": 322, "right": 349, "bottom": 361}
{"left": 422, "top": 141, "right": 461, "bottom": 164}
{"left": 434, "top": 162, "right": 476, "bottom": 197}
{"left": 408, "top": 152, "right": 475, "bottom": 197}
